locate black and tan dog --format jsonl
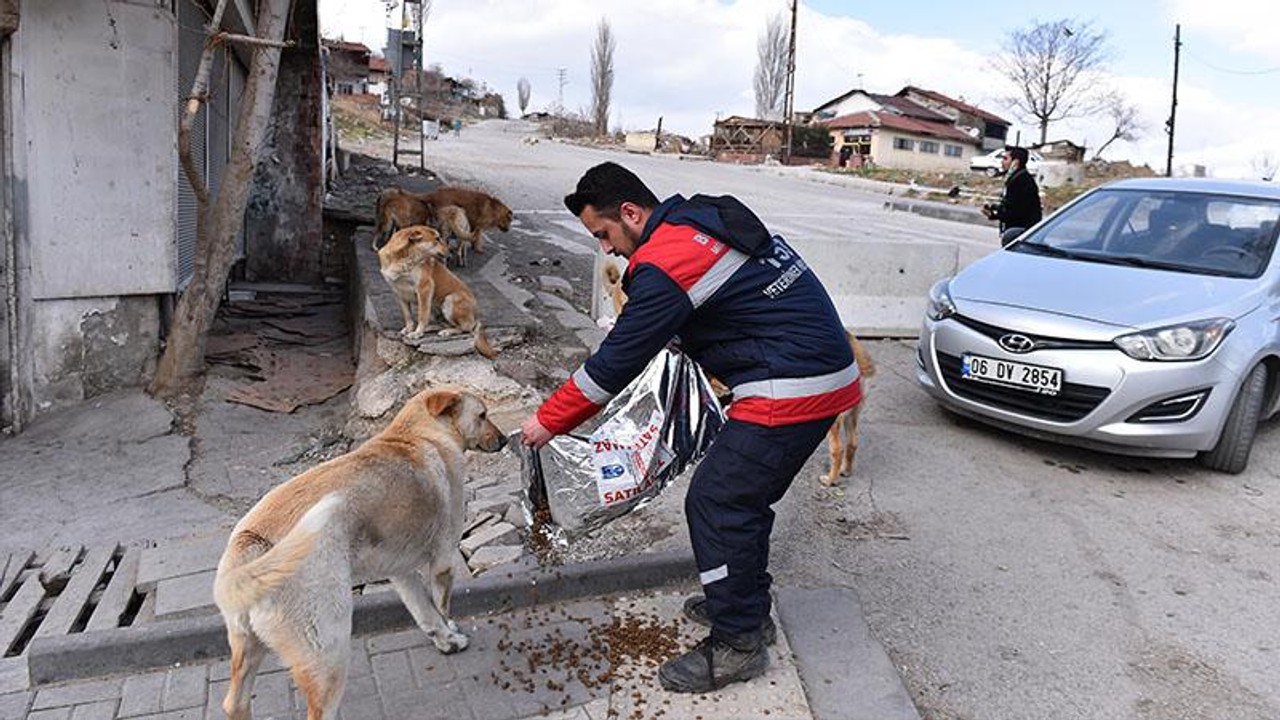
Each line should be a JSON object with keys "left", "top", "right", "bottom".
{"left": 377, "top": 225, "right": 497, "bottom": 359}
{"left": 213, "top": 388, "right": 507, "bottom": 720}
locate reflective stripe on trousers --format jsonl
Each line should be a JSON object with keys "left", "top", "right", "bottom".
{"left": 685, "top": 415, "right": 835, "bottom": 642}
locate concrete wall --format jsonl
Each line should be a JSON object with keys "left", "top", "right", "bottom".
{"left": 4, "top": 0, "right": 175, "bottom": 427}
{"left": 590, "top": 239, "right": 957, "bottom": 338}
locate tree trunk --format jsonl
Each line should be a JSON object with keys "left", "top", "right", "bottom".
{"left": 149, "top": 0, "right": 293, "bottom": 399}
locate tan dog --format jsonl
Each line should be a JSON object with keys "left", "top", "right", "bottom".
{"left": 434, "top": 204, "right": 479, "bottom": 267}
{"left": 377, "top": 225, "right": 498, "bottom": 359}
{"left": 823, "top": 331, "right": 876, "bottom": 486}
{"left": 373, "top": 186, "right": 435, "bottom": 250}
{"left": 601, "top": 261, "right": 628, "bottom": 317}
{"left": 422, "top": 186, "right": 513, "bottom": 262}
{"left": 213, "top": 388, "right": 507, "bottom": 720}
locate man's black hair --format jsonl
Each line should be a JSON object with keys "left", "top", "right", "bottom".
{"left": 563, "top": 162, "right": 660, "bottom": 218}
{"left": 1005, "top": 146, "right": 1030, "bottom": 166}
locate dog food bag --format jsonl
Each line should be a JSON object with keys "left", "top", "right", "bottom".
{"left": 521, "top": 348, "right": 725, "bottom": 540}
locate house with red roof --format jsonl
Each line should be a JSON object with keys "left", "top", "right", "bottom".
{"left": 810, "top": 87, "right": 995, "bottom": 172}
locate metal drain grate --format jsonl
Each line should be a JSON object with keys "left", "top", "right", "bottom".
{"left": 0, "top": 544, "right": 146, "bottom": 658}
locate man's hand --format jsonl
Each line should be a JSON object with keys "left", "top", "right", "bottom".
{"left": 520, "top": 415, "right": 555, "bottom": 449}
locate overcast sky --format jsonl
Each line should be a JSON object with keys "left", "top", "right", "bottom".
{"left": 319, "top": 0, "right": 1280, "bottom": 179}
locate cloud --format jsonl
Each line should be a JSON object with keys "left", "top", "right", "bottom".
{"left": 319, "top": 0, "right": 1280, "bottom": 178}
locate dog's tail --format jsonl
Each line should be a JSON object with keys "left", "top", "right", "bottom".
{"left": 473, "top": 322, "right": 498, "bottom": 359}
{"left": 851, "top": 333, "right": 876, "bottom": 379}
{"left": 213, "top": 494, "right": 343, "bottom": 612}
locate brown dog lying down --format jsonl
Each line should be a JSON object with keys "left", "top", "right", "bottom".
{"left": 373, "top": 186, "right": 434, "bottom": 250}
{"left": 823, "top": 331, "right": 876, "bottom": 486}
{"left": 213, "top": 388, "right": 507, "bottom": 720}
{"left": 377, "top": 225, "right": 498, "bottom": 359}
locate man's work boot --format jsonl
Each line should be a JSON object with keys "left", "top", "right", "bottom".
{"left": 657, "top": 633, "right": 768, "bottom": 693}
{"left": 681, "top": 595, "right": 777, "bottom": 645}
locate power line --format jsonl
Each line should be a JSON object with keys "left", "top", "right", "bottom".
{"left": 1183, "top": 48, "right": 1280, "bottom": 75}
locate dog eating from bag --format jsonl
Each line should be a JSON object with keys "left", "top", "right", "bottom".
{"left": 213, "top": 388, "right": 506, "bottom": 720}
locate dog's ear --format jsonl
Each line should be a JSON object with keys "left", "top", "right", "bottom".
{"left": 425, "top": 390, "right": 460, "bottom": 417}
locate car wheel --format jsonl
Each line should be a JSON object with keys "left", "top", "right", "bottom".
{"left": 1199, "top": 363, "right": 1267, "bottom": 474}
{"left": 985, "top": 167, "right": 1000, "bottom": 178}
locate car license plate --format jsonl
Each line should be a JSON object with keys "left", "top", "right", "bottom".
{"left": 961, "top": 353, "right": 1062, "bottom": 395}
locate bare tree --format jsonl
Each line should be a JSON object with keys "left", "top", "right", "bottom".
{"left": 149, "top": 0, "right": 293, "bottom": 398}
{"left": 753, "top": 13, "right": 788, "bottom": 121}
{"left": 1251, "top": 152, "right": 1278, "bottom": 182}
{"left": 517, "top": 77, "right": 531, "bottom": 115}
{"left": 590, "top": 18, "right": 615, "bottom": 137}
{"left": 1092, "top": 91, "right": 1145, "bottom": 160}
{"left": 994, "top": 18, "right": 1112, "bottom": 145}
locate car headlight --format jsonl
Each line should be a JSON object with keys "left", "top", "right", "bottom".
{"left": 925, "top": 279, "right": 956, "bottom": 321}
{"left": 1113, "top": 318, "right": 1235, "bottom": 361}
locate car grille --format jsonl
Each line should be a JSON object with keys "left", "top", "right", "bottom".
{"left": 937, "top": 352, "right": 1111, "bottom": 422}
{"left": 952, "top": 315, "right": 1116, "bottom": 351}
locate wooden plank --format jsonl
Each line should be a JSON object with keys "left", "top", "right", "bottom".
{"left": 0, "top": 574, "right": 46, "bottom": 655}
{"left": 85, "top": 545, "right": 140, "bottom": 632}
{"left": 0, "top": 550, "right": 34, "bottom": 599}
{"left": 33, "top": 544, "right": 118, "bottom": 639}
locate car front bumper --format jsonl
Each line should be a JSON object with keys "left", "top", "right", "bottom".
{"left": 915, "top": 316, "right": 1243, "bottom": 457}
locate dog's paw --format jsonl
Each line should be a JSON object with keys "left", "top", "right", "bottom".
{"left": 406, "top": 328, "right": 427, "bottom": 340}
{"left": 430, "top": 625, "right": 469, "bottom": 654}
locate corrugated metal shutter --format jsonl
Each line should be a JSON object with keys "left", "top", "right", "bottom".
{"left": 176, "top": 0, "right": 208, "bottom": 290}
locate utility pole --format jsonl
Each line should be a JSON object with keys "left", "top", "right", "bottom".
{"left": 1165, "top": 23, "right": 1181, "bottom": 177}
{"left": 556, "top": 67, "right": 568, "bottom": 112}
{"left": 781, "top": 0, "right": 797, "bottom": 164}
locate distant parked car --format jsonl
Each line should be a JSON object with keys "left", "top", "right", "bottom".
{"left": 969, "top": 147, "right": 1043, "bottom": 177}
{"left": 916, "top": 177, "right": 1280, "bottom": 473}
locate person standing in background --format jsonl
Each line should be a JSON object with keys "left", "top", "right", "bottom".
{"left": 982, "top": 146, "right": 1043, "bottom": 246}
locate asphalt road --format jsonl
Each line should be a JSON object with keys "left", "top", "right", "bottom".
{"left": 398, "top": 120, "right": 1280, "bottom": 720}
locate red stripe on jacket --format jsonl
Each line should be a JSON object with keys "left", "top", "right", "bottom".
{"left": 630, "top": 225, "right": 727, "bottom": 293}
{"left": 727, "top": 378, "right": 863, "bottom": 426}
{"left": 536, "top": 378, "right": 602, "bottom": 435}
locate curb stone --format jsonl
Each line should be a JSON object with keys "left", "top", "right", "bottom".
{"left": 26, "top": 549, "right": 697, "bottom": 686}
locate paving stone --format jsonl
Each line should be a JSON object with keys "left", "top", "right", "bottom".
{"left": 467, "top": 545, "right": 524, "bottom": 574}
{"left": 370, "top": 650, "right": 416, "bottom": 695}
{"left": 0, "top": 690, "right": 33, "bottom": 720}
{"left": 152, "top": 570, "right": 216, "bottom": 620}
{"left": 136, "top": 536, "right": 225, "bottom": 590}
{"left": 0, "top": 656, "right": 29, "bottom": 695}
{"left": 247, "top": 670, "right": 296, "bottom": 717}
{"left": 536, "top": 287, "right": 574, "bottom": 309}
{"left": 118, "top": 671, "right": 165, "bottom": 717}
{"left": 27, "top": 708, "right": 71, "bottom": 720}
{"left": 459, "top": 522, "right": 519, "bottom": 558}
{"left": 380, "top": 681, "right": 472, "bottom": 720}
{"left": 161, "top": 664, "right": 208, "bottom": 710}
{"left": 69, "top": 699, "right": 118, "bottom": 720}
{"left": 503, "top": 502, "right": 528, "bottom": 529}
{"left": 31, "top": 677, "right": 123, "bottom": 710}
{"left": 124, "top": 708, "right": 204, "bottom": 720}
{"left": 366, "top": 628, "right": 425, "bottom": 655}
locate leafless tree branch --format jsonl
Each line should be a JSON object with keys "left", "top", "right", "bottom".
{"left": 753, "top": 13, "right": 788, "bottom": 121}
{"left": 590, "top": 18, "right": 615, "bottom": 137}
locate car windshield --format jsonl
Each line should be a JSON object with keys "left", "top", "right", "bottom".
{"left": 1011, "top": 188, "right": 1280, "bottom": 278}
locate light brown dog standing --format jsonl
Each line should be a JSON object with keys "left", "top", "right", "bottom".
{"left": 213, "top": 388, "right": 507, "bottom": 720}
{"left": 377, "top": 225, "right": 498, "bottom": 359}
{"left": 823, "top": 331, "right": 876, "bottom": 486}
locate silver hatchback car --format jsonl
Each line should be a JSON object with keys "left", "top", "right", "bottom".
{"left": 917, "top": 177, "right": 1280, "bottom": 472}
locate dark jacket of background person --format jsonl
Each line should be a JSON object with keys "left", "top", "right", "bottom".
{"left": 990, "top": 167, "right": 1043, "bottom": 245}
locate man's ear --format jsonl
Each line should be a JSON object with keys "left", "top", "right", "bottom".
{"left": 619, "top": 201, "right": 644, "bottom": 227}
{"left": 425, "top": 390, "right": 459, "bottom": 417}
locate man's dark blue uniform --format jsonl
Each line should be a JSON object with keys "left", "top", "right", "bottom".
{"left": 522, "top": 162, "right": 862, "bottom": 693}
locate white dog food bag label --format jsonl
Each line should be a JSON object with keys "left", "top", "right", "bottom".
{"left": 590, "top": 408, "right": 676, "bottom": 507}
